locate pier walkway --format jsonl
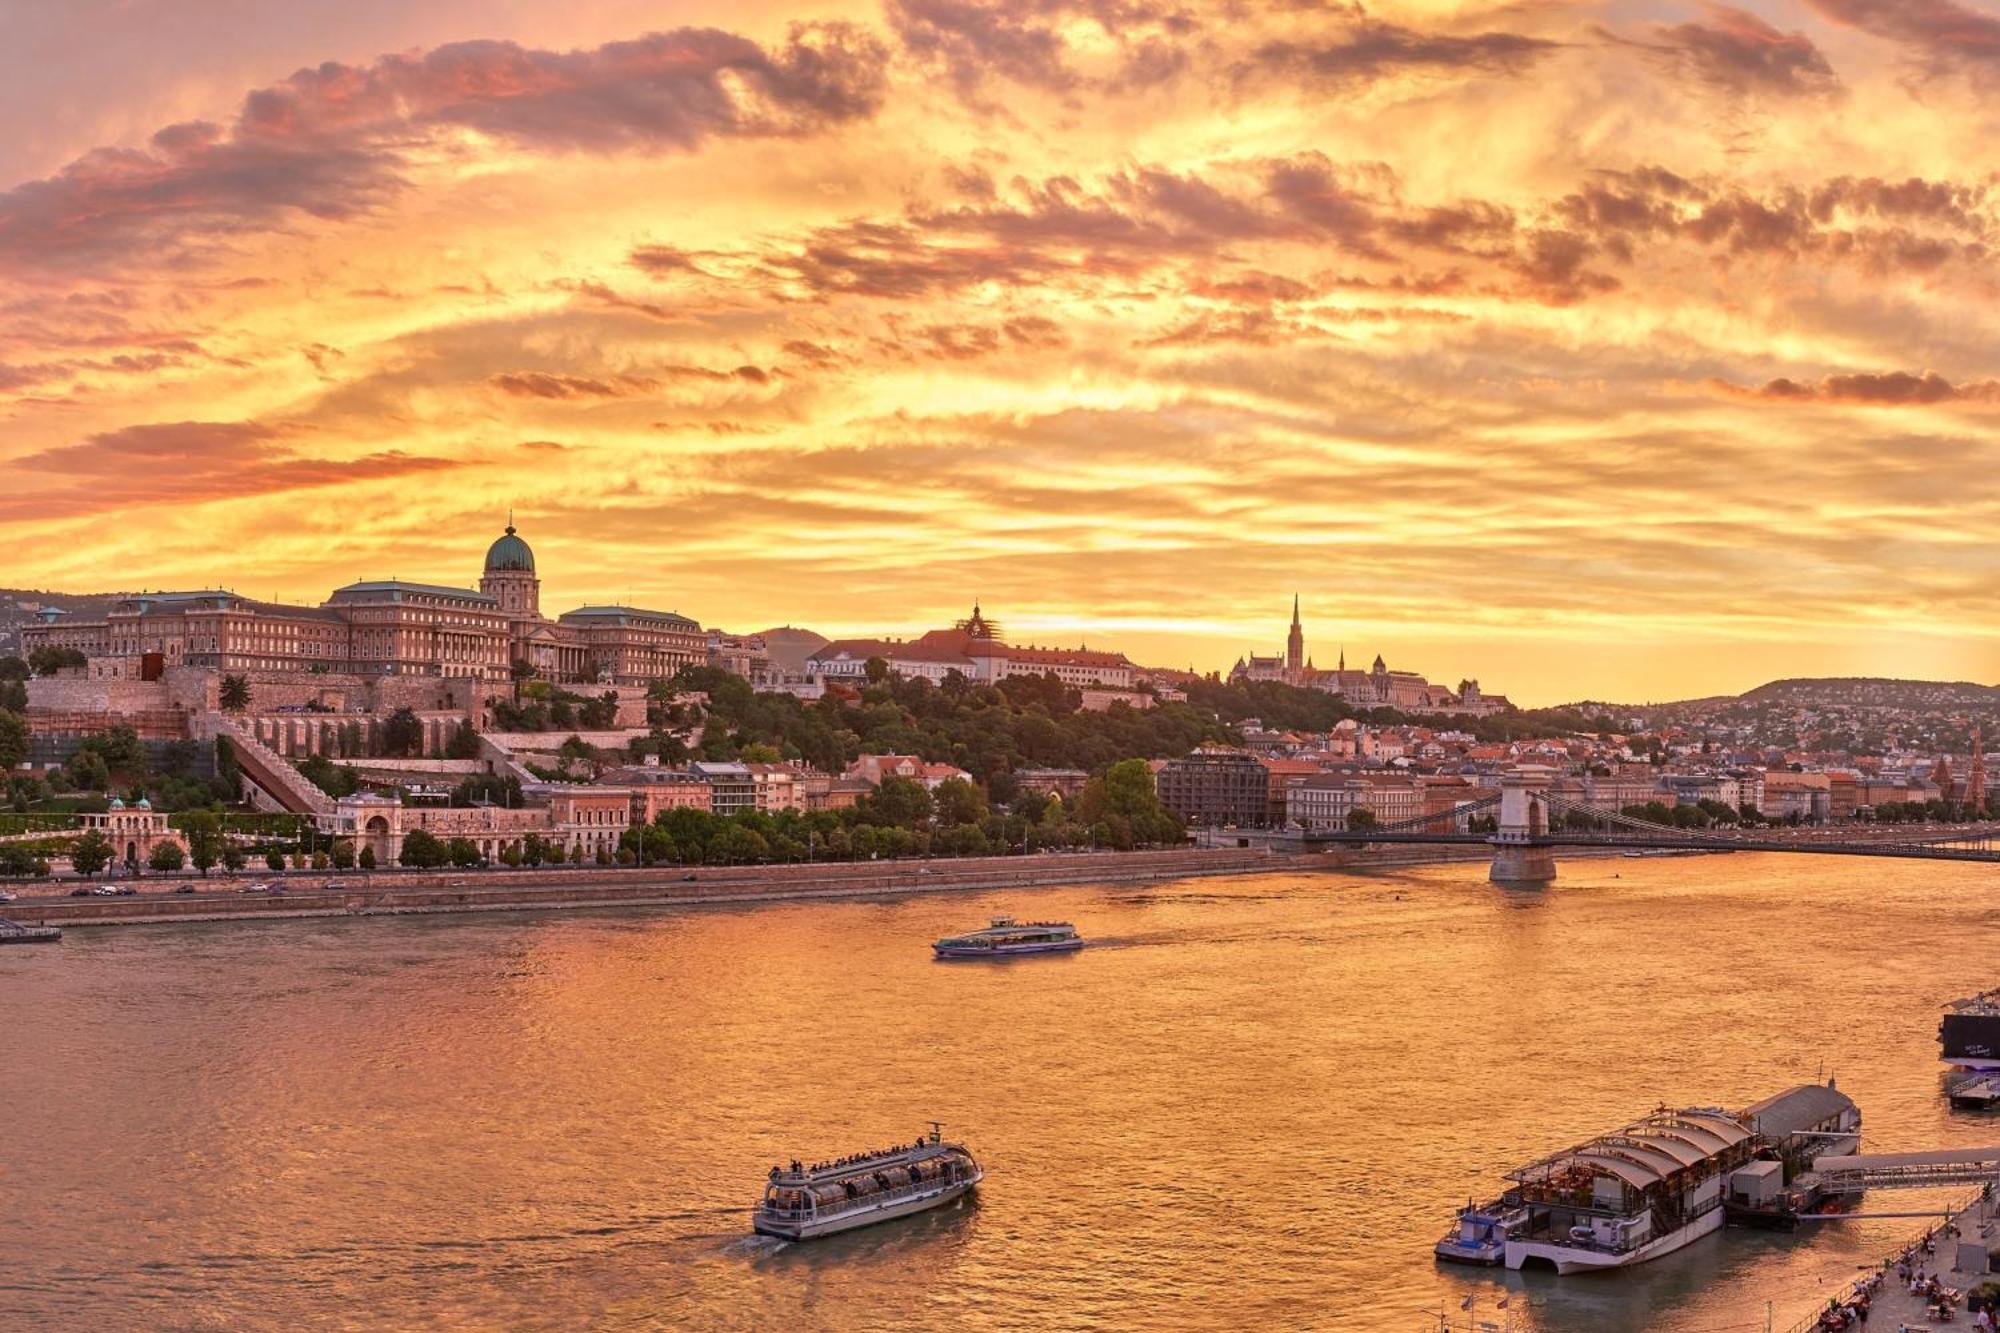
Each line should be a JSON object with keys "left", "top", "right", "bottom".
{"left": 1815, "top": 1147, "right": 2000, "bottom": 1194}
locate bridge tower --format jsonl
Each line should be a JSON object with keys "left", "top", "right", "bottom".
{"left": 1490, "top": 767, "right": 1558, "bottom": 885}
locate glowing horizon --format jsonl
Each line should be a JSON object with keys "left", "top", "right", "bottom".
{"left": 7, "top": 0, "right": 2000, "bottom": 706}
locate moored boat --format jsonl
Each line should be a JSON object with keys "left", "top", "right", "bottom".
{"left": 1443, "top": 1083, "right": 1860, "bottom": 1275}
{"left": 933, "top": 917, "right": 1083, "bottom": 959}
{"left": 0, "top": 918, "right": 60, "bottom": 945}
{"left": 754, "top": 1124, "right": 981, "bottom": 1240}
{"left": 1950, "top": 1071, "right": 2000, "bottom": 1110}
{"left": 1434, "top": 1200, "right": 1522, "bottom": 1265}
{"left": 1940, "top": 990, "right": 2000, "bottom": 1070}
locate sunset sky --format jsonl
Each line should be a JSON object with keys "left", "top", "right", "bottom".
{"left": 5, "top": 0, "right": 2000, "bottom": 704}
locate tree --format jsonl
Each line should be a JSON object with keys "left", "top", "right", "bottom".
{"left": 444, "top": 719, "right": 481, "bottom": 760}
{"left": 180, "top": 810, "right": 223, "bottom": 874}
{"left": 1347, "top": 808, "right": 1379, "bottom": 831}
{"left": 382, "top": 707, "right": 426, "bottom": 757}
{"left": 863, "top": 656, "right": 891, "bottom": 684}
{"left": 148, "top": 841, "right": 186, "bottom": 872}
{"left": 330, "top": 839, "right": 356, "bottom": 869}
{"left": 711, "top": 825, "right": 770, "bottom": 863}
{"left": 867, "top": 776, "right": 934, "bottom": 827}
{"left": 500, "top": 842, "right": 522, "bottom": 867}
{"left": 578, "top": 691, "right": 619, "bottom": 729}
{"left": 71, "top": 829, "right": 113, "bottom": 876}
{"left": 296, "top": 752, "right": 360, "bottom": 798}
{"left": 266, "top": 849, "right": 286, "bottom": 871}
{"left": 933, "top": 776, "right": 987, "bottom": 826}
{"left": 65, "top": 749, "right": 110, "bottom": 791}
{"left": 447, "top": 837, "right": 481, "bottom": 867}
{"left": 222, "top": 845, "right": 246, "bottom": 872}
{"left": 27, "top": 646, "right": 86, "bottom": 675}
{"left": 359, "top": 846, "right": 377, "bottom": 870}
{"left": 400, "top": 829, "right": 448, "bottom": 868}
{"left": 219, "top": 674, "right": 252, "bottom": 712}
{"left": 0, "top": 709, "right": 26, "bottom": 772}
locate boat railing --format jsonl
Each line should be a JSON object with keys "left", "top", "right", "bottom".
{"left": 760, "top": 1169, "right": 971, "bottom": 1220}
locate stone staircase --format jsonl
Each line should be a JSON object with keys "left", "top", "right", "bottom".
{"left": 200, "top": 714, "right": 335, "bottom": 817}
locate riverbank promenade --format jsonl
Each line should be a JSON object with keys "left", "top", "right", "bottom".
{"left": 0, "top": 846, "right": 1276, "bottom": 928}
{"left": 1789, "top": 1191, "right": 1997, "bottom": 1332}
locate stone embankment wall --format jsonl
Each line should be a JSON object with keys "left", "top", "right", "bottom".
{"left": 4, "top": 848, "right": 1277, "bottom": 928}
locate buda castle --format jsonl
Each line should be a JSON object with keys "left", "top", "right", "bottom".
{"left": 21, "top": 521, "right": 708, "bottom": 688}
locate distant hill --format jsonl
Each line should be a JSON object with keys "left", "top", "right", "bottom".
{"left": 1740, "top": 677, "right": 2000, "bottom": 708}
{"left": 0, "top": 589, "right": 121, "bottom": 657}
{"left": 751, "top": 626, "right": 828, "bottom": 675}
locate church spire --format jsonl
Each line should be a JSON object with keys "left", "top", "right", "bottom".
{"left": 1285, "top": 595, "right": 1304, "bottom": 675}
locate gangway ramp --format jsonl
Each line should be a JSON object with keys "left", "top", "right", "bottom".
{"left": 1813, "top": 1145, "right": 2000, "bottom": 1193}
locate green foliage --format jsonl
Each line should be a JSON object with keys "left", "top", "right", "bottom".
{"left": 444, "top": 719, "right": 482, "bottom": 760}
{"left": 447, "top": 837, "right": 482, "bottom": 867}
{"left": 932, "top": 776, "right": 986, "bottom": 826}
{"left": 710, "top": 824, "right": 770, "bottom": 863}
{"left": 0, "top": 656, "right": 26, "bottom": 681}
{"left": 865, "top": 776, "right": 934, "bottom": 827}
{"left": 148, "top": 840, "right": 186, "bottom": 872}
{"left": 70, "top": 829, "right": 113, "bottom": 875}
{"left": 499, "top": 842, "right": 522, "bottom": 867}
{"left": 219, "top": 674, "right": 251, "bottom": 711}
{"left": 72, "top": 725, "right": 148, "bottom": 782}
{"left": 0, "top": 708, "right": 26, "bottom": 771}
{"left": 400, "top": 828, "right": 448, "bottom": 868}
{"left": 213, "top": 735, "right": 240, "bottom": 794}
{"left": 580, "top": 692, "right": 619, "bottom": 729}
{"left": 359, "top": 846, "right": 377, "bottom": 870}
{"left": 180, "top": 810, "right": 224, "bottom": 873}
{"left": 296, "top": 752, "right": 361, "bottom": 798}
{"left": 266, "top": 849, "right": 286, "bottom": 871}
{"left": 450, "top": 774, "right": 522, "bottom": 807}
{"left": 382, "top": 707, "right": 425, "bottom": 757}
{"left": 27, "top": 646, "right": 86, "bottom": 675}
{"left": 668, "top": 664, "right": 1227, "bottom": 787}
{"left": 223, "top": 845, "right": 247, "bottom": 872}
{"left": 65, "top": 749, "right": 110, "bottom": 791}
{"left": 0, "top": 844, "right": 49, "bottom": 877}
{"left": 330, "top": 839, "right": 355, "bottom": 869}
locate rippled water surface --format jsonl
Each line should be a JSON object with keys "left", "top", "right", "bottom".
{"left": 7, "top": 855, "right": 2000, "bottom": 1331}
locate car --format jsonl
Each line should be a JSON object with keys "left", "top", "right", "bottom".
{"left": 114, "top": 887, "right": 137, "bottom": 896}
{"left": 92, "top": 886, "right": 118, "bottom": 896}
{"left": 69, "top": 887, "right": 92, "bottom": 897}
{"left": 172, "top": 885, "right": 195, "bottom": 894}
{"left": 0, "top": 890, "right": 16, "bottom": 902}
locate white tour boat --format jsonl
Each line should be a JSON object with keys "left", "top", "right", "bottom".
{"left": 933, "top": 917, "right": 1084, "bottom": 959}
{"left": 753, "top": 1124, "right": 982, "bottom": 1240}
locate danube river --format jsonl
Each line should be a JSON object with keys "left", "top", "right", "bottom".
{"left": 5, "top": 854, "right": 1998, "bottom": 1330}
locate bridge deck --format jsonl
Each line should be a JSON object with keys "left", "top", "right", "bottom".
{"left": 1306, "top": 832, "right": 2000, "bottom": 863}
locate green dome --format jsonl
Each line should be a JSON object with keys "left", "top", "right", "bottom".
{"left": 485, "top": 524, "right": 535, "bottom": 574}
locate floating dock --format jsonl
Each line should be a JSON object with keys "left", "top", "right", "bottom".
{"left": 0, "top": 917, "right": 60, "bottom": 944}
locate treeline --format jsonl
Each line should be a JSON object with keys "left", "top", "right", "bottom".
{"left": 662, "top": 667, "right": 1228, "bottom": 798}
{"left": 395, "top": 760, "right": 1184, "bottom": 868}
{"left": 1179, "top": 677, "right": 1568, "bottom": 742}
